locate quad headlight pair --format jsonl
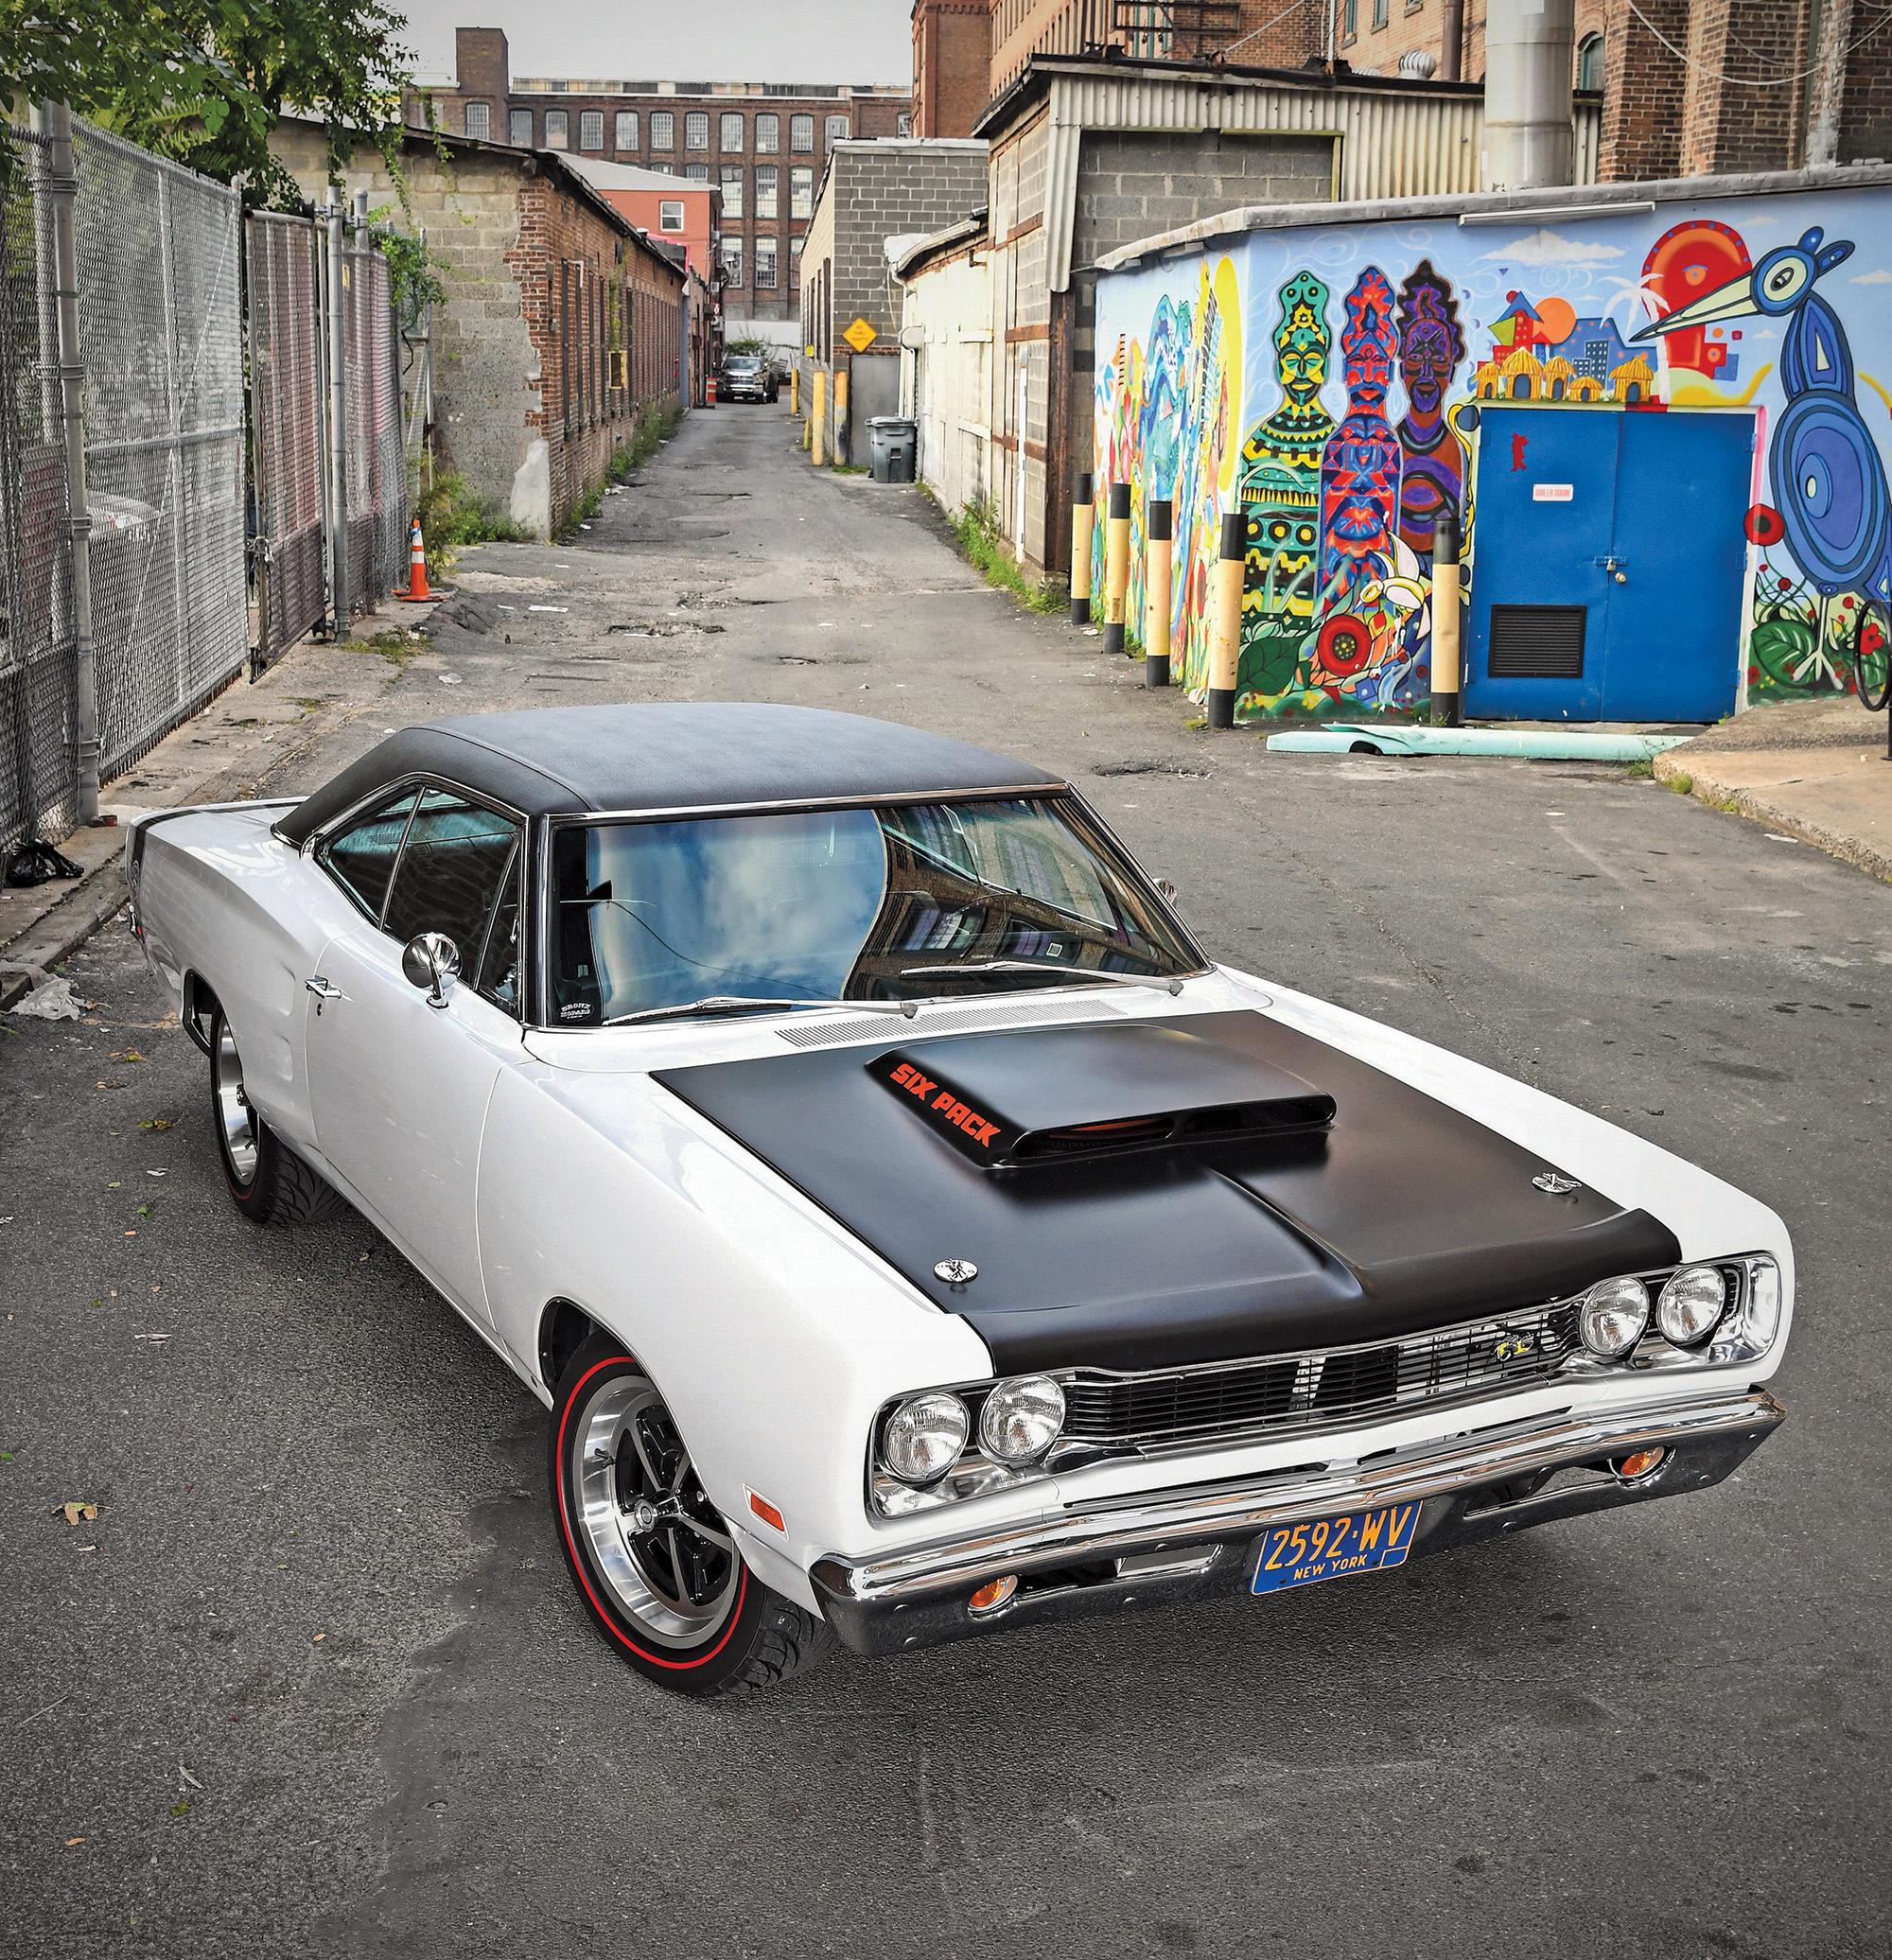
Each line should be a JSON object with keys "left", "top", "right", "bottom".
{"left": 880, "top": 1374, "right": 1066, "bottom": 1486}
{"left": 1577, "top": 1255, "right": 1779, "bottom": 1363}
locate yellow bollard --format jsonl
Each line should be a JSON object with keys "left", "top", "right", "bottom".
{"left": 1143, "top": 497, "right": 1173, "bottom": 688}
{"left": 812, "top": 369, "right": 828, "bottom": 466}
{"left": 791, "top": 366, "right": 800, "bottom": 416}
{"left": 1068, "top": 472, "right": 1094, "bottom": 624}
{"left": 1206, "top": 510, "right": 1246, "bottom": 727}
{"left": 1101, "top": 481, "right": 1131, "bottom": 655}
{"left": 1429, "top": 512, "right": 1463, "bottom": 726}
{"left": 832, "top": 367, "right": 850, "bottom": 466}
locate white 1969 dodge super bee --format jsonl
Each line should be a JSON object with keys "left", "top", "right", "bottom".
{"left": 125, "top": 703, "right": 1791, "bottom": 1695}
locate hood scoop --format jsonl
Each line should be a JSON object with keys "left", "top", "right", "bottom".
{"left": 868, "top": 1021, "right": 1335, "bottom": 1168}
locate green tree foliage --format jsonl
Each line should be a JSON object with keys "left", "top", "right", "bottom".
{"left": 0, "top": 0, "right": 415, "bottom": 204}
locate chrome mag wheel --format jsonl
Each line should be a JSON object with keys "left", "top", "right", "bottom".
{"left": 570, "top": 1374, "right": 739, "bottom": 1648}
{"left": 214, "top": 1021, "right": 259, "bottom": 1186}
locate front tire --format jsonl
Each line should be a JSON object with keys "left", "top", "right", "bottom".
{"left": 549, "top": 1336, "right": 834, "bottom": 1695}
{"left": 208, "top": 1009, "right": 344, "bottom": 1226}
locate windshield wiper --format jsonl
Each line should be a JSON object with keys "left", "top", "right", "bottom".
{"left": 898, "top": 960, "right": 1184, "bottom": 996}
{"left": 603, "top": 994, "right": 919, "bottom": 1028}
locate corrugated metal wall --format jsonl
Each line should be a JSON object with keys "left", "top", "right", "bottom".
{"left": 1040, "top": 73, "right": 1603, "bottom": 290}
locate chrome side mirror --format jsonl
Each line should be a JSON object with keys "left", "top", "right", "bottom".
{"left": 1154, "top": 877, "right": 1179, "bottom": 902}
{"left": 402, "top": 932, "right": 461, "bottom": 1008}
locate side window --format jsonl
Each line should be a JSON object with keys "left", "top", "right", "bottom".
{"left": 382, "top": 789, "right": 522, "bottom": 1002}
{"left": 318, "top": 788, "right": 418, "bottom": 922}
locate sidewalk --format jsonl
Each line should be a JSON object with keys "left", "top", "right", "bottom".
{"left": 1654, "top": 693, "right": 1892, "bottom": 884}
{"left": 0, "top": 601, "right": 432, "bottom": 1010}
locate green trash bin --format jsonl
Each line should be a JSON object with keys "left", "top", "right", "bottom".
{"left": 868, "top": 416, "right": 918, "bottom": 484}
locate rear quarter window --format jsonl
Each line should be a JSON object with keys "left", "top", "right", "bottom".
{"left": 317, "top": 789, "right": 418, "bottom": 921}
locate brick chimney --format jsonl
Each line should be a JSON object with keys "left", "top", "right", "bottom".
{"left": 455, "top": 26, "right": 512, "bottom": 100}
{"left": 912, "top": 1, "right": 992, "bottom": 138}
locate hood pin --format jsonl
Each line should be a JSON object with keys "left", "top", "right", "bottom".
{"left": 934, "top": 1259, "right": 978, "bottom": 1286}
{"left": 1533, "top": 1171, "right": 1581, "bottom": 1197}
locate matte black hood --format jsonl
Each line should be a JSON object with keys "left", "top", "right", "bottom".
{"left": 655, "top": 1010, "right": 1680, "bottom": 1373}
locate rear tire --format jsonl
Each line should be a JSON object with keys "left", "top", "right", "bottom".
{"left": 549, "top": 1335, "right": 835, "bottom": 1696}
{"left": 208, "top": 1009, "right": 345, "bottom": 1227}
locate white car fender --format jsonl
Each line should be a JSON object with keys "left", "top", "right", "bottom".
{"left": 1232, "top": 966, "right": 1796, "bottom": 1368}
{"left": 475, "top": 1061, "right": 1015, "bottom": 1604}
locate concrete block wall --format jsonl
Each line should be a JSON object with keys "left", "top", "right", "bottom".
{"left": 827, "top": 142, "right": 990, "bottom": 344}
{"left": 1073, "top": 131, "right": 1334, "bottom": 263}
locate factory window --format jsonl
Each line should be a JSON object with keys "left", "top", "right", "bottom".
{"left": 544, "top": 110, "right": 569, "bottom": 149}
{"left": 720, "top": 164, "right": 744, "bottom": 218}
{"left": 825, "top": 114, "right": 849, "bottom": 145}
{"left": 686, "top": 111, "right": 710, "bottom": 149}
{"left": 756, "top": 113, "right": 780, "bottom": 153}
{"left": 1578, "top": 33, "right": 1604, "bottom": 91}
{"left": 755, "top": 163, "right": 778, "bottom": 219}
{"left": 614, "top": 110, "right": 639, "bottom": 149}
{"left": 721, "top": 111, "right": 745, "bottom": 150}
{"left": 650, "top": 110, "right": 674, "bottom": 149}
{"left": 463, "top": 101, "right": 490, "bottom": 141}
{"left": 791, "top": 114, "right": 814, "bottom": 152}
{"left": 720, "top": 238, "right": 743, "bottom": 289}
{"left": 756, "top": 238, "right": 778, "bottom": 289}
{"left": 510, "top": 108, "right": 533, "bottom": 147}
{"left": 790, "top": 166, "right": 813, "bottom": 219}
{"left": 580, "top": 110, "right": 604, "bottom": 150}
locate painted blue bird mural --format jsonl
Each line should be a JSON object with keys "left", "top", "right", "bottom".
{"left": 1632, "top": 225, "right": 1891, "bottom": 621}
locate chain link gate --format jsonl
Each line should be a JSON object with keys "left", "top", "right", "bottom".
{"left": 245, "top": 212, "right": 325, "bottom": 670}
{"left": 342, "top": 237, "right": 407, "bottom": 615}
{"left": 72, "top": 122, "right": 245, "bottom": 779}
{"left": 0, "top": 125, "right": 78, "bottom": 855}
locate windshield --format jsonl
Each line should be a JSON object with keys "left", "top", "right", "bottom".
{"left": 547, "top": 796, "right": 1198, "bottom": 1025}
{"left": 725, "top": 359, "right": 762, "bottom": 373}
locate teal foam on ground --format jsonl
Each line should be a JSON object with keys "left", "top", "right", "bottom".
{"left": 1262, "top": 724, "right": 1694, "bottom": 762}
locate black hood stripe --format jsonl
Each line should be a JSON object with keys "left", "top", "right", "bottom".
{"left": 656, "top": 1009, "right": 1680, "bottom": 1374}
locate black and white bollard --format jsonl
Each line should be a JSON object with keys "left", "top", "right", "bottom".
{"left": 1144, "top": 498, "right": 1173, "bottom": 688}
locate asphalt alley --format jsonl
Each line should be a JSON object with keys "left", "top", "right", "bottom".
{"left": 3, "top": 401, "right": 1888, "bottom": 1959}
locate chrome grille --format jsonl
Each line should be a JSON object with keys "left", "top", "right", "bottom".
{"left": 1060, "top": 1300, "right": 1584, "bottom": 1454}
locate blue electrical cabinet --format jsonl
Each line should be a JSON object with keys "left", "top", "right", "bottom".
{"left": 1465, "top": 407, "right": 1755, "bottom": 723}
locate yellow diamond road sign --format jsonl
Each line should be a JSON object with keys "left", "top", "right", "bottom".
{"left": 842, "top": 316, "right": 878, "bottom": 354}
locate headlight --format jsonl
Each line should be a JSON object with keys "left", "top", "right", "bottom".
{"left": 978, "top": 1374, "right": 1066, "bottom": 1464}
{"left": 1656, "top": 1265, "right": 1726, "bottom": 1346}
{"left": 879, "top": 1391, "right": 970, "bottom": 1485}
{"left": 1579, "top": 1275, "right": 1650, "bottom": 1358}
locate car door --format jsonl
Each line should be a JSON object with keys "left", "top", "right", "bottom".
{"left": 304, "top": 783, "right": 528, "bottom": 1324}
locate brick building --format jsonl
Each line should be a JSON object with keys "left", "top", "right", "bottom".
{"left": 914, "top": 1, "right": 1892, "bottom": 179}
{"left": 272, "top": 118, "right": 688, "bottom": 539}
{"left": 416, "top": 27, "right": 911, "bottom": 350}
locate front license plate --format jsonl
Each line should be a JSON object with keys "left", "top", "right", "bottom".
{"left": 1250, "top": 1503, "right": 1420, "bottom": 1597}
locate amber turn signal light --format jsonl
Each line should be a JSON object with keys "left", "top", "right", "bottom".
{"left": 968, "top": 1574, "right": 1018, "bottom": 1617}
{"left": 1612, "top": 1447, "right": 1667, "bottom": 1481}
{"left": 747, "top": 1490, "right": 786, "bottom": 1532}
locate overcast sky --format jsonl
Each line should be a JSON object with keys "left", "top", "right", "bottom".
{"left": 395, "top": 1, "right": 914, "bottom": 86}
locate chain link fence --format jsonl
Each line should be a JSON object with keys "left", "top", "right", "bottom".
{"left": 0, "top": 127, "right": 78, "bottom": 854}
{"left": 73, "top": 121, "right": 246, "bottom": 778}
{"left": 341, "top": 239, "right": 407, "bottom": 615}
{"left": 247, "top": 212, "right": 325, "bottom": 668}
{"left": 0, "top": 118, "right": 411, "bottom": 854}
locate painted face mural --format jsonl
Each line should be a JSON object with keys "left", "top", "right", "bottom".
{"left": 1092, "top": 189, "right": 1889, "bottom": 724}
{"left": 1393, "top": 260, "right": 1466, "bottom": 561}
{"left": 1318, "top": 268, "right": 1401, "bottom": 613}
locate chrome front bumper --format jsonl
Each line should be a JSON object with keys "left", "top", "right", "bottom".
{"left": 810, "top": 1389, "right": 1784, "bottom": 1657}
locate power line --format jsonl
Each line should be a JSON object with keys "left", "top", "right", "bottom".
{"left": 1624, "top": 0, "right": 1892, "bottom": 90}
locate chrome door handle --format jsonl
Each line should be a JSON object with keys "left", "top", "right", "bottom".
{"left": 305, "top": 976, "right": 344, "bottom": 1000}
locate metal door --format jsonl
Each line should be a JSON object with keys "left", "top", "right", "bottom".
{"left": 1467, "top": 408, "right": 1754, "bottom": 723}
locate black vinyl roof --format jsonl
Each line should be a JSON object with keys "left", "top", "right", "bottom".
{"left": 273, "top": 703, "right": 1062, "bottom": 846}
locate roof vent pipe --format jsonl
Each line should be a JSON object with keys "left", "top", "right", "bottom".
{"left": 1482, "top": 0, "right": 1576, "bottom": 192}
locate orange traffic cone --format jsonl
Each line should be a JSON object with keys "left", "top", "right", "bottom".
{"left": 398, "top": 517, "right": 432, "bottom": 603}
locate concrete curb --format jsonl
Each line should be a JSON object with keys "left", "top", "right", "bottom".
{"left": 1653, "top": 746, "right": 1892, "bottom": 884}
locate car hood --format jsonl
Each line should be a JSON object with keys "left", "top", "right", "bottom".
{"left": 653, "top": 1007, "right": 1680, "bottom": 1373}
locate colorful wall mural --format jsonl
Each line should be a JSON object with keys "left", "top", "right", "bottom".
{"left": 1091, "top": 183, "right": 1892, "bottom": 721}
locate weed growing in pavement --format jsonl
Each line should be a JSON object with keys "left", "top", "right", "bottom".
{"left": 1623, "top": 759, "right": 1656, "bottom": 778}
{"left": 943, "top": 499, "right": 1062, "bottom": 614}
{"left": 344, "top": 627, "right": 428, "bottom": 668}
{"left": 412, "top": 471, "right": 534, "bottom": 575}
{"left": 1667, "top": 772, "right": 1694, "bottom": 796}
{"left": 832, "top": 463, "right": 869, "bottom": 476}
